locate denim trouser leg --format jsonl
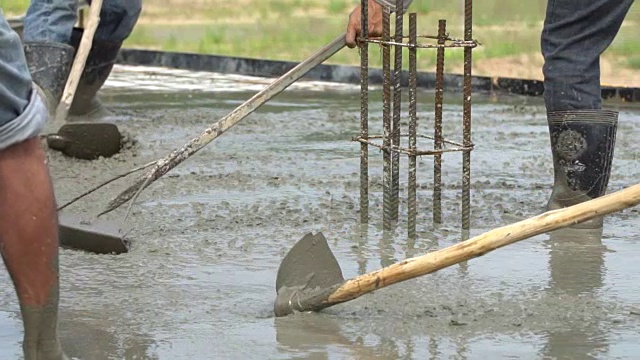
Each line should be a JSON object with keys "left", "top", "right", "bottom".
{"left": 541, "top": 0, "right": 634, "bottom": 112}
{"left": 23, "top": 0, "right": 142, "bottom": 44}
{"left": 23, "top": 0, "right": 78, "bottom": 43}
{"left": 0, "top": 11, "right": 32, "bottom": 124}
{"left": 87, "top": 0, "right": 142, "bottom": 42}
{"left": 0, "top": 11, "right": 48, "bottom": 150}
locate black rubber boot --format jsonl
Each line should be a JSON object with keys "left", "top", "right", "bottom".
{"left": 67, "top": 27, "right": 122, "bottom": 120}
{"left": 43, "top": 27, "right": 126, "bottom": 161}
{"left": 546, "top": 109, "right": 618, "bottom": 229}
{"left": 22, "top": 42, "right": 75, "bottom": 116}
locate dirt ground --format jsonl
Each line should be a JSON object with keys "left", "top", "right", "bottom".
{"left": 470, "top": 54, "right": 640, "bottom": 87}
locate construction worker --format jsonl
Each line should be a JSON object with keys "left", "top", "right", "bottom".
{"left": 0, "top": 8, "right": 67, "bottom": 360}
{"left": 21, "top": 0, "right": 142, "bottom": 122}
{"left": 345, "top": 0, "right": 634, "bottom": 230}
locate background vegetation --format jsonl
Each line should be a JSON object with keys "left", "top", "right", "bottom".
{"left": 4, "top": 0, "right": 639, "bottom": 85}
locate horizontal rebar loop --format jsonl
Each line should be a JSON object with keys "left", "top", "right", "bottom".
{"left": 353, "top": 137, "right": 473, "bottom": 156}
{"left": 361, "top": 38, "right": 478, "bottom": 49}
{"left": 355, "top": 134, "right": 470, "bottom": 148}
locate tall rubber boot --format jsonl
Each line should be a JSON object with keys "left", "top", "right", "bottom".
{"left": 546, "top": 109, "right": 618, "bottom": 229}
{"left": 45, "top": 27, "right": 125, "bottom": 160}
{"left": 22, "top": 42, "right": 75, "bottom": 117}
{"left": 67, "top": 27, "right": 122, "bottom": 120}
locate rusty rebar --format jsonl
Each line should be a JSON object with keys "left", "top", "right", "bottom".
{"left": 391, "top": 0, "right": 403, "bottom": 225}
{"left": 354, "top": 138, "right": 471, "bottom": 156}
{"left": 433, "top": 20, "right": 446, "bottom": 225}
{"left": 358, "top": 133, "right": 467, "bottom": 147}
{"left": 462, "top": 0, "right": 473, "bottom": 230}
{"left": 382, "top": 6, "right": 393, "bottom": 230}
{"left": 359, "top": 0, "right": 369, "bottom": 224}
{"left": 408, "top": 13, "right": 418, "bottom": 239}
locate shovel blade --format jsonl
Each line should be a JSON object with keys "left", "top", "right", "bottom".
{"left": 276, "top": 232, "right": 345, "bottom": 291}
{"left": 274, "top": 232, "right": 344, "bottom": 316}
{"left": 58, "top": 212, "right": 131, "bottom": 254}
{"left": 47, "top": 123, "right": 122, "bottom": 160}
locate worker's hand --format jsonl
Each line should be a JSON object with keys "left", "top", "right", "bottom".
{"left": 345, "top": 0, "right": 384, "bottom": 48}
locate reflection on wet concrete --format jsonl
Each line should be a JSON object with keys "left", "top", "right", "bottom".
{"left": 275, "top": 314, "right": 388, "bottom": 359}
{"left": 0, "top": 311, "right": 22, "bottom": 359}
{"left": 542, "top": 227, "right": 609, "bottom": 359}
{"left": 59, "top": 318, "right": 158, "bottom": 360}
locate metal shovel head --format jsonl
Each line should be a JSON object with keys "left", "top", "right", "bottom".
{"left": 47, "top": 122, "right": 122, "bottom": 160}
{"left": 275, "top": 232, "right": 345, "bottom": 315}
{"left": 58, "top": 212, "right": 131, "bottom": 254}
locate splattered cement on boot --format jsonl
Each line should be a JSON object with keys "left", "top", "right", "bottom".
{"left": 1, "top": 65, "right": 640, "bottom": 359}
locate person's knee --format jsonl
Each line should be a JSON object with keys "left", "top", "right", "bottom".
{"left": 89, "top": 0, "right": 142, "bottom": 17}
{"left": 88, "top": 0, "right": 142, "bottom": 42}
{"left": 23, "top": 0, "right": 78, "bottom": 43}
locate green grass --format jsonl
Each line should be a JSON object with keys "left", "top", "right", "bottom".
{"left": 2, "top": 0, "right": 30, "bottom": 15}
{"left": 3, "top": 0, "right": 639, "bottom": 79}
{"left": 629, "top": 56, "right": 640, "bottom": 69}
{"left": 608, "top": 31, "right": 640, "bottom": 56}
{"left": 328, "top": 0, "right": 348, "bottom": 15}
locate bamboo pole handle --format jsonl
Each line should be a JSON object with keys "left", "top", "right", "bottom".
{"left": 326, "top": 183, "right": 640, "bottom": 304}
{"left": 54, "top": 0, "right": 103, "bottom": 123}
{"left": 98, "top": 34, "right": 348, "bottom": 216}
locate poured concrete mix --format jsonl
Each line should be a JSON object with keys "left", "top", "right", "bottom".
{"left": 1, "top": 65, "right": 640, "bottom": 359}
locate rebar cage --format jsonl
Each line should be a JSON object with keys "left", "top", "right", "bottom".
{"left": 354, "top": 0, "right": 477, "bottom": 238}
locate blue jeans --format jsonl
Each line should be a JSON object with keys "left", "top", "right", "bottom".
{"left": 23, "top": 0, "right": 142, "bottom": 44}
{"left": 0, "top": 10, "right": 48, "bottom": 150}
{"left": 541, "top": 0, "right": 634, "bottom": 112}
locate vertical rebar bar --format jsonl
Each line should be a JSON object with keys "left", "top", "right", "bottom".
{"left": 433, "top": 20, "right": 446, "bottom": 225}
{"left": 391, "top": 0, "right": 403, "bottom": 224}
{"left": 408, "top": 13, "right": 418, "bottom": 239}
{"left": 359, "top": 0, "right": 369, "bottom": 224}
{"left": 462, "top": 0, "right": 473, "bottom": 230}
{"left": 382, "top": 6, "right": 393, "bottom": 230}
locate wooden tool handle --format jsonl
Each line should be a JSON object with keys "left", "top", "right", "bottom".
{"left": 55, "top": 0, "right": 103, "bottom": 123}
{"left": 327, "top": 183, "right": 640, "bottom": 304}
{"left": 99, "top": 34, "right": 348, "bottom": 215}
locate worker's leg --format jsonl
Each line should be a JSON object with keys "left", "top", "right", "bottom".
{"left": 541, "top": 0, "right": 633, "bottom": 228}
{"left": 22, "top": 0, "right": 77, "bottom": 43}
{"left": 21, "top": 0, "right": 77, "bottom": 115}
{"left": 0, "top": 12, "right": 66, "bottom": 360}
{"left": 68, "top": 0, "right": 142, "bottom": 118}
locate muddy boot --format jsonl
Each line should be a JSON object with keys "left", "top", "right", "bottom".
{"left": 22, "top": 42, "right": 75, "bottom": 117}
{"left": 546, "top": 109, "right": 618, "bottom": 229}
{"left": 45, "top": 27, "right": 125, "bottom": 160}
{"left": 67, "top": 27, "right": 121, "bottom": 121}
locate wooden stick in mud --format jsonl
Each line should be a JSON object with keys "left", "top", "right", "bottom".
{"left": 274, "top": 182, "right": 640, "bottom": 316}
{"left": 97, "top": 34, "right": 347, "bottom": 216}
{"left": 54, "top": 0, "right": 103, "bottom": 123}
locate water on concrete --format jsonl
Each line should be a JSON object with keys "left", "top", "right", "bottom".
{"left": 1, "top": 65, "right": 640, "bottom": 359}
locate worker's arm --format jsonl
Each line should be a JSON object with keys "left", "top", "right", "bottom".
{"left": 345, "top": 0, "right": 414, "bottom": 48}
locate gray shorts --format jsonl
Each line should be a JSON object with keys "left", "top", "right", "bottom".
{"left": 0, "top": 10, "right": 47, "bottom": 151}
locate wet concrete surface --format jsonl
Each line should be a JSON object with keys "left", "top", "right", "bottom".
{"left": 2, "top": 65, "right": 640, "bottom": 359}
